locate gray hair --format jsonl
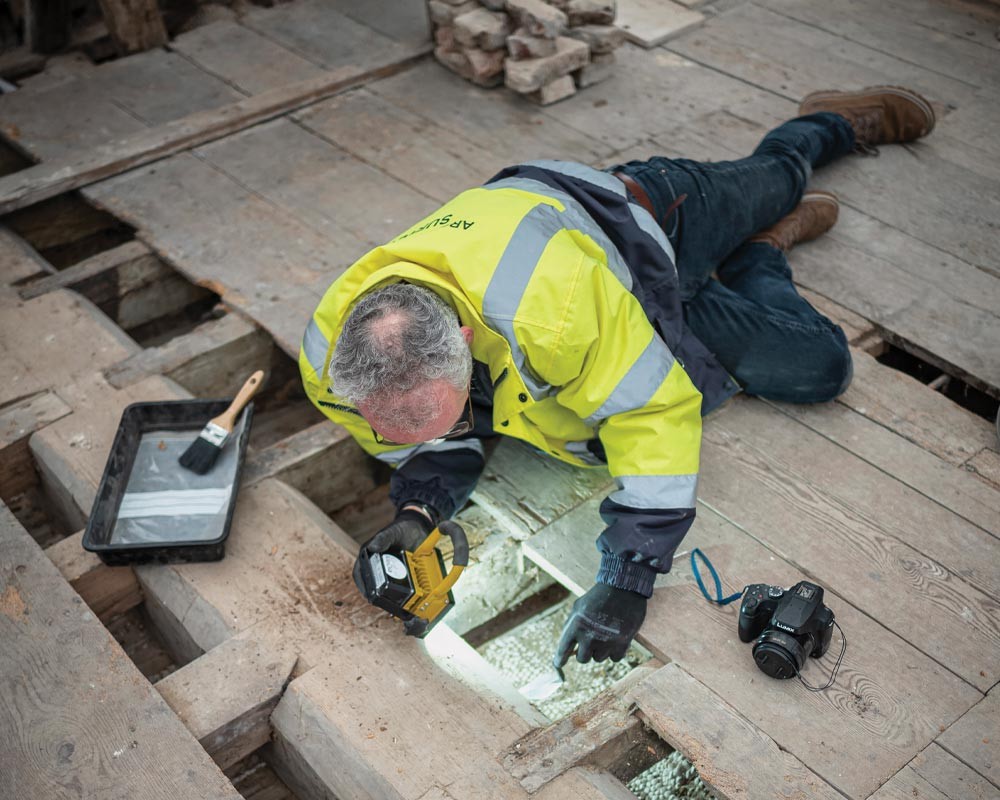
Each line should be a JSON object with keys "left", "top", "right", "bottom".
{"left": 329, "top": 283, "right": 472, "bottom": 408}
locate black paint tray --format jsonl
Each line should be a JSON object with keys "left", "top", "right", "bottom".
{"left": 83, "top": 399, "right": 254, "bottom": 566}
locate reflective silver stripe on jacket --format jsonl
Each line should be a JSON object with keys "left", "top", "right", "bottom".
{"left": 520, "top": 159, "right": 677, "bottom": 272}
{"left": 482, "top": 202, "right": 565, "bottom": 400}
{"left": 376, "top": 437, "right": 486, "bottom": 468}
{"left": 302, "top": 318, "right": 330, "bottom": 378}
{"left": 485, "top": 176, "right": 633, "bottom": 291}
{"left": 585, "top": 335, "right": 675, "bottom": 424}
{"left": 609, "top": 473, "right": 698, "bottom": 510}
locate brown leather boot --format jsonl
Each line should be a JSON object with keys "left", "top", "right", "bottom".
{"left": 799, "top": 85, "right": 935, "bottom": 151}
{"left": 749, "top": 192, "right": 839, "bottom": 253}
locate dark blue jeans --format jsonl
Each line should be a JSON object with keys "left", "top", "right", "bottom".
{"left": 616, "top": 112, "right": 856, "bottom": 404}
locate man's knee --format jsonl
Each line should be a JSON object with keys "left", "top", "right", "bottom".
{"left": 739, "top": 327, "right": 852, "bottom": 404}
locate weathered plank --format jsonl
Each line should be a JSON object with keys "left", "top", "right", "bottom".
{"left": 615, "top": 0, "right": 705, "bottom": 48}
{"left": 366, "top": 57, "right": 615, "bottom": 163}
{"left": 967, "top": 448, "right": 1000, "bottom": 490}
{"left": 0, "top": 390, "right": 71, "bottom": 449}
{"left": 242, "top": 421, "right": 379, "bottom": 515}
{"left": 771, "top": 392, "right": 1000, "bottom": 538}
{"left": 241, "top": 0, "right": 422, "bottom": 72}
{"left": 838, "top": 349, "right": 998, "bottom": 466}
{"left": 0, "top": 227, "right": 53, "bottom": 286}
{"left": 702, "top": 399, "right": 1000, "bottom": 690}
{"left": 103, "top": 311, "right": 275, "bottom": 397}
{"left": 668, "top": 3, "right": 978, "bottom": 108}
{"left": 296, "top": 87, "right": 507, "bottom": 203}
{"left": 0, "top": 289, "right": 139, "bottom": 408}
{"left": 535, "top": 767, "right": 640, "bottom": 800}
{"left": 869, "top": 742, "right": 1000, "bottom": 800}
{"left": 194, "top": 116, "right": 435, "bottom": 254}
{"left": 127, "top": 477, "right": 542, "bottom": 799}
{"left": 19, "top": 240, "right": 152, "bottom": 300}
{"left": 937, "top": 688, "right": 1000, "bottom": 789}
{"left": 97, "top": 0, "right": 168, "bottom": 55}
{"left": 630, "top": 663, "right": 844, "bottom": 800}
{"left": 44, "top": 530, "right": 143, "bottom": 622}
{"left": 811, "top": 147, "right": 1000, "bottom": 294}
{"left": 0, "top": 503, "right": 243, "bottom": 800}
{"left": 755, "top": 0, "right": 1000, "bottom": 90}
{"left": 524, "top": 498, "right": 982, "bottom": 799}
{"left": 472, "top": 438, "right": 614, "bottom": 538}
{"left": 170, "top": 21, "right": 326, "bottom": 95}
{"left": 0, "top": 54, "right": 431, "bottom": 215}
{"left": 155, "top": 634, "right": 297, "bottom": 770}
{"left": 503, "top": 665, "right": 659, "bottom": 793}
{"left": 85, "top": 152, "right": 338, "bottom": 357}
{"left": 323, "top": 0, "right": 431, "bottom": 48}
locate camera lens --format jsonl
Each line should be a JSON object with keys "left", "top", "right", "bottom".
{"left": 752, "top": 630, "right": 808, "bottom": 679}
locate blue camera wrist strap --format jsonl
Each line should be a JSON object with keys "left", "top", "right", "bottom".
{"left": 690, "top": 548, "right": 743, "bottom": 605}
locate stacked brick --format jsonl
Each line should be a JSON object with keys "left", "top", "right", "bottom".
{"left": 428, "top": 0, "right": 625, "bottom": 104}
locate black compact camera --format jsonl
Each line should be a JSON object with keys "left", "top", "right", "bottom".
{"left": 738, "top": 581, "right": 835, "bottom": 680}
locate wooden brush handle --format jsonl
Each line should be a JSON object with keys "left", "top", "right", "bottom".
{"left": 211, "top": 370, "right": 265, "bottom": 432}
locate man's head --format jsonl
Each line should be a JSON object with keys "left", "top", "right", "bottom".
{"left": 330, "top": 283, "right": 473, "bottom": 444}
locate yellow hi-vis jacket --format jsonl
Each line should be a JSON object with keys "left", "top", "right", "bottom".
{"left": 300, "top": 161, "right": 727, "bottom": 596}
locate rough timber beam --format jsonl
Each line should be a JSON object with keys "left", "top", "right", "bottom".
{"left": 0, "top": 51, "right": 431, "bottom": 216}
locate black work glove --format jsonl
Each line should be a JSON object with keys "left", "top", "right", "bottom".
{"left": 554, "top": 584, "right": 647, "bottom": 667}
{"left": 352, "top": 509, "right": 434, "bottom": 596}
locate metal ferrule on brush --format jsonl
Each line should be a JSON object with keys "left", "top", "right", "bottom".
{"left": 200, "top": 422, "right": 230, "bottom": 447}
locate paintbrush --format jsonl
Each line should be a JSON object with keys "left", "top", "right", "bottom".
{"left": 179, "top": 370, "right": 265, "bottom": 475}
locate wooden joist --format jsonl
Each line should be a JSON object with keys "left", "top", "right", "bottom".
{"left": 0, "top": 503, "right": 243, "bottom": 799}
{"left": 0, "top": 226, "right": 54, "bottom": 286}
{"left": 0, "top": 53, "right": 431, "bottom": 216}
{"left": 19, "top": 240, "right": 212, "bottom": 332}
{"left": 103, "top": 311, "right": 274, "bottom": 397}
{"left": 19, "top": 240, "right": 152, "bottom": 300}
{"left": 155, "top": 634, "right": 297, "bottom": 771}
{"left": 44, "top": 530, "right": 142, "bottom": 623}
{"left": 628, "top": 664, "right": 843, "bottom": 800}
{"left": 936, "top": 688, "right": 1000, "bottom": 790}
{"left": 243, "top": 421, "right": 379, "bottom": 516}
{"left": 503, "top": 665, "right": 664, "bottom": 793}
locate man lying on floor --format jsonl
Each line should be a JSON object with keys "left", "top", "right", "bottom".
{"left": 299, "top": 86, "right": 935, "bottom": 665}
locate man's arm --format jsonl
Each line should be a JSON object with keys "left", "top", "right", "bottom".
{"left": 385, "top": 438, "right": 487, "bottom": 522}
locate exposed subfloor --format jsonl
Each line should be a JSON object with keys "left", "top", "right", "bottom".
{"left": 1, "top": 0, "right": 999, "bottom": 798}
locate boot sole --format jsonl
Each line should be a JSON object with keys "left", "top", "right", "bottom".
{"left": 801, "top": 191, "right": 839, "bottom": 208}
{"left": 799, "top": 85, "right": 936, "bottom": 136}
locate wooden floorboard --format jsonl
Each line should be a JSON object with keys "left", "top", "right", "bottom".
{"left": 366, "top": 57, "right": 616, "bottom": 165}
{"left": 170, "top": 20, "right": 327, "bottom": 95}
{"left": 754, "top": 0, "right": 1000, "bottom": 92}
{"left": 772, "top": 393, "right": 1000, "bottom": 538}
{"left": 629, "top": 664, "right": 844, "bottom": 800}
{"left": 3, "top": 0, "right": 998, "bottom": 794}
{"left": 83, "top": 153, "right": 338, "bottom": 357}
{"left": 936, "top": 687, "right": 1000, "bottom": 790}
{"left": 0, "top": 504, "right": 243, "bottom": 800}
{"left": 524, "top": 496, "right": 982, "bottom": 799}
{"left": 668, "top": 3, "right": 979, "bottom": 107}
{"left": 194, "top": 117, "right": 436, "bottom": 253}
{"left": 702, "top": 398, "right": 1000, "bottom": 691}
{"left": 869, "top": 742, "right": 1000, "bottom": 800}
{"left": 241, "top": 0, "right": 420, "bottom": 72}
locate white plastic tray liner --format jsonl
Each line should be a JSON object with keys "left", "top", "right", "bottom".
{"left": 110, "top": 412, "right": 246, "bottom": 545}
